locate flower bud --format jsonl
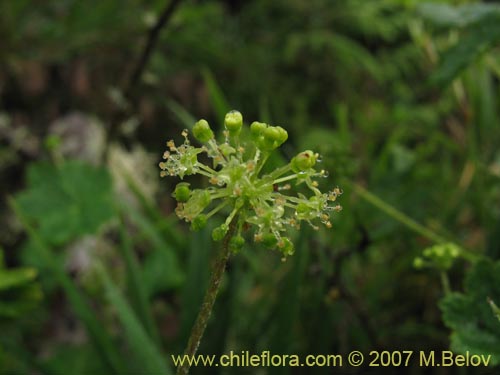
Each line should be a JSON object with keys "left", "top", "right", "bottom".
{"left": 173, "top": 182, "right": 191, "bottom": 202}
{"left": 250, "top": 121, "right": 267, "bottom": 138}
{"left": 229, "top": 235, "right": 245, "bottom": 252}
{"left": 291, "top": 150, "right": 317, "bottom": 172}
{"left": 275, "top": 126, "right": 288, "bottom": 144}
{"left": 212, "top": 224, "right": 229, "bottom": 241}
{"left": 193, "top": 119, "right": 214, "bottom": 143}
{"left": 190, "top": 214, "right": 207, "bottom": 231}
{"left": 264, "top": 126, "right": 281, "bottom": 143}
{"left": 262, "top": 233, "right": 278, "bottom": 249}
{"left": 224, "top": 110, "right": 243, "bottom": 134}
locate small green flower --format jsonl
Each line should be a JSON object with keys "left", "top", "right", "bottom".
{"left": 413, "top": 243, "right": 461, "bottom": 271}
{"left": 160, "top": 111, "right": 342, "bottom": 257}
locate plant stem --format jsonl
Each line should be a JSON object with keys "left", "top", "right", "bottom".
{"left": 176, "top": 220, "right": 237, "bottom": 375}
{"left": 350, "top": 182, "right": 481, "bottom": 262}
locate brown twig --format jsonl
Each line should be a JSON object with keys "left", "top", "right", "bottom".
{"left": 125, "top": 0, "right": 183, "bottom": 97}
{"left": 103, "top": 0, "right": 183, "bottom": 159}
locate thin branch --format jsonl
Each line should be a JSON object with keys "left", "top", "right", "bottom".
{"left": 103, "top": 0, "right": 183, "bottom": 160}
{"left": 126, "top": 0, "right": 183, "bottom": 97}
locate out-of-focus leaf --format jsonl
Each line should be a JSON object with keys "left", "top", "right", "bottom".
{"left": 285, "top": 31, "right": 382, "bottom": 82}
{"left": 440, "top": 259, "right": 500, "bottom": 365}
{"left": 0, "top": 248, "right": 42, "bottom": 319}
{"left": 142, "top": 246, "right": 185, "bottom": 298}
{"left": 201, "top": 68, "right": 232, "bottom": 121}
{"left": 10, "top": 198, "right": 125, "bottom": 375}
{"left": 97, "top": 264, "right": 172, "bottom": 375}
{"left": 417, "top": 3, "right": 500, "bottom": 28}
{"left": 125, "top": 203, "right": 185, "bottom": 294}
{"left": 431, "top": 14, "right": 500, "bottom": 86}
{"left": 15, "top": 161, "right": 115, "bottom": 245}
{"left": 40, "top": 344, "right": 108, "bottom": 375}
{"left": 489, "top": 298, "right": 500, "bottom": 323}
{"left": 166, "top": 99, "right": 197, "bottom": 130}
{"left": 0, "top": 267, "right": 36, "bottom": 291}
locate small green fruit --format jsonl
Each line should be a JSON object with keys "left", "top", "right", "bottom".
{"left": 173, "top": 182, "right": 191, "bottom": 202}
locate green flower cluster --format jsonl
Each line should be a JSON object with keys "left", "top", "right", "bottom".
{"left": 159, "top": 110, "right": 342, "bottom": 257}
{"left": 413, "top": 243, "right": 461, "bottom": 271}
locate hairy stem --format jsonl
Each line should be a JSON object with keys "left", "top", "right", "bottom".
{"left": 176, "top": 220, "right": 237, "bottom": 375}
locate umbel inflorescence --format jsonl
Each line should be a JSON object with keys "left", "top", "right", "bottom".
{"left": 160, "top": 110, "right": 342, "bottom": 257}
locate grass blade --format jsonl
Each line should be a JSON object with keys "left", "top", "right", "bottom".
{"left": 96, "top": 264, "right": 172, "bottom": 375}
{"left": 201, "top": 67, "right": 231, "bottom": 120}
{"left": 117, "top": 211, "right": 160, "bottom": 346}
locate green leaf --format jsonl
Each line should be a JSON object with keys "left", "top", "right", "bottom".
{"left": 440, "top": 259, "right": 500, "bottom": 365}
{"left": 488, "top": 298, "right": 500, "bottom": 323}
{"left": 431, "top": 14, "right": 500, "bottom": 86}
{"left": 9, "top": 197, "right": 126, "bottom": 375}
{"left": 417, "top": 3, "right": 500, "bottom": 28}
{"left": 15, "top": 161, "right": 115, "bottom": 245}
{"left": 40, "top": 344, "right": 109, "bottom": 375}
{"left": 0, "top": 268, "right": 37, "bottom": 291}
{"left": 166, "top": 99, "right": 197, "bottom": 130}
{"left": 0, "top": 279, "right": 42, "bottom": 319}
{"left": 0, "top": 248, "right": 42, "bottom": 319}
{"left": 142, "top": 246, "right": 185, "bottom": 297}
{"left": 125, "top": 203, "right": 185, "bottom": 297}
{"left": 97, "top": 264, "right": 172, "bottom": 375}
{"left": 201, "top": 67, "right": 231, "bottom": 121}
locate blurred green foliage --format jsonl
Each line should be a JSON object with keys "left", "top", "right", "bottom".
{"left": 15, "top": 161, "right": 114, "bottom": 245}
{"left": 1, "top": 0, "right": 500, "bottom": 374}
{"left": 440, "top": 260, "right": 500, "bottom": 365}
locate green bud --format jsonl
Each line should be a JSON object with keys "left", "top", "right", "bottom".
{"left": 229, "top": 235, "right": 245, "bottom": 253}
{"left": 263, "top": 126, "right": 287, "bottom": 145}
{"left": 212, "top": 224, "right": 229, "bottom": 241}
{"left": 190, "top": 214, "right": 207, "bottom": 231}
{"left": 173, "top": 182, "right": 191, "bottom": 202}
{"left": 193, "top": 119, "right": 214, "bottom": 143}
{"left": 262, "top": 233, "right": 278, "bottom": 249}
{"left": 291, "top": 150, "right": 317, "bottom": 172}
{"left": 250, "top": 121, "right": 267, "bottom": 138}
{"left": 224, "top": 110, "right": 243, "bottom": 134}
{"left": 264, "top": 126, "right": 281, "bottom": 143}
{"left": 275, "top": 126, "right": 288, "bottom": 144}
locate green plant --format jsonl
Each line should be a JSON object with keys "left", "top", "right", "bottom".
{"left": 160, "top": 110, "right": 342, "bottom": 374}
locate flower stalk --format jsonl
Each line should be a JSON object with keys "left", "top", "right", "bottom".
{"left": 160, "top": 110, "right": 342, "bottom": 374}
{"left": 176, "top": 220, "right": 237, "bottom": 375}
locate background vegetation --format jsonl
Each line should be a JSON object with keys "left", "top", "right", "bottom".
{"left": 1, "top": 0, "right": 500, "bottom": 374}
